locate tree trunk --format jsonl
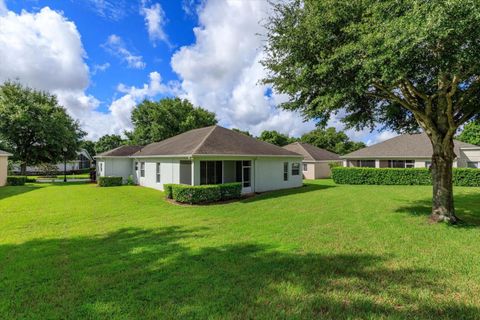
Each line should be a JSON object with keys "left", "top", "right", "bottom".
{"left": 430, "top": 136, "right": 458, "bottom": 224}
{"left": 20, "top": 162, "right": 27, "bottom": 176}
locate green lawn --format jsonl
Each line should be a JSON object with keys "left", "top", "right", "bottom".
{"left": 24, "top": 173, "right": 91, "bottom": 180}
{"left": 1, "top": 180, "right": 480, "bottom": 319}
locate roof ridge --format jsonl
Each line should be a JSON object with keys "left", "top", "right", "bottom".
{"left": 191, "top": 125, "right": 218, "bottom": 155}
{"left": 297, "top": 142, "right": 315, "bottom": 159}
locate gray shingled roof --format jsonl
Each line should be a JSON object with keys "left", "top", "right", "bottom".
{"left": 343, "top": 133, "right": 479, "bottom": 159}
{"left": 133, "top": 125, "right": 302, "bottom": 157}
{"left": 0, "top": 150, "right": 12, "bottom": 156}
{"left": 96, "top": 145, "right": 142, "bottom": 157}
{"left": 283, "top": 142, "right": 340, "bottom": 161}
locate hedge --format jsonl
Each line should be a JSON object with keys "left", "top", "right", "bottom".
{"left": 7, "top": 176, "right": 26, "bottom": 186}
{"left": 98, "top": 176, "right": 123, "bottom": 187}
{"left": 168, "top": 182, "right": 242, "bottom": 204}
{"left": 332, "top": 167, "right": 480, "bottom": 187}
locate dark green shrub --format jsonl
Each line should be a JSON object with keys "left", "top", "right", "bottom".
{"left": 7, "top": 176, "right": 26, "bottom": 186}
{"left": 164, "top": 184, "right": 175, "bottom": 199}
{"left": 171, "top": 184, "right": 221, "bottom": 204}
{"left": 25, "top": 177, "right": 37, "bottom": 183}
{"left": 98, "top": 176, "right": 123, "bottom": 187}
{"left": 218, "top": 182, "right": 242, "bottom": 200}
{"left": 332, "top": 167, "right": 480, "bottom": 187}
{"left": 453, "top": 168, "right": 480, "bottom": 187}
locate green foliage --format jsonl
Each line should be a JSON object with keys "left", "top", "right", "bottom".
{"left": 125, "top": 175, "right": 135, "bottom": 186}
{"left": 171, "top": 184, "right": 222, "bottom": 204}
{"left": 457, "top": 121, "right": 480, "bottom": 146}
{"left": 0, "top": 82, "right": 85, "bottom": 173}
{"left": 81, "top": 140, "right": 96, "bottom": 157}
{"left": 95, "top": 134, "right": 125, "bottom": 154}
{"left": 301, "top": 127, "right": 366, "bottom": 155}
{"left": 169, "top": 183, "right": 242, "bottom": 204}
{"left": 258, "top": 130, "right": 294, "bottom": 146}
{"left": 332, "top": 167, "right": 480, "bottom": 187}
{"left": 127, "top": 98, "right": 217, "bottom": 145}
{"left": 98, "top": 176, "right": 123, "bottom": 187}
{"left": 218, "top": 183, "right": 242, "bottom": 200}
{"left": 7, "top": 176, "right": 26, "bottom": 186}
{"left": 163, "top": 184, "right": 175, "bottom": 199}
{"left": 231, "top": 128, "right": 252, "bottom": 137}
{"left": 25, "top": 177, "right": 37, "bottom": 183}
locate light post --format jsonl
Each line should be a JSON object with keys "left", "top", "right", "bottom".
{"left": 63, "top": 147, "right": 67, "bottom": 182}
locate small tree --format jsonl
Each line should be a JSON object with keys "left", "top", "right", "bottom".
{"left": 0, "top": 82, "right": 85, "bottom": 175}
{"left": 301, "top": 127, "right": 366, "bottom": 155}
{"left": 94, "top": 134, "right": 125, "bottom": 154}
{"left": 258, "top": 130, "right": 294, "bottom": 146}
{"left": 127, "top": 98, "right": 217, "bottom": 145}
{"left": 262, "top": 0, "right": 480, "bottom": 223}
{"left": 457, "top": 121, "right": 480, "bottom": 146}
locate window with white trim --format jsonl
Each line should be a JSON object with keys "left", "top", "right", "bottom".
{"left": 140, "top": 162, "right": 145, "bottom": 177}
{"left": 156, "top": 163, "right": 161, "bottom": 183}
{"left": 388, "top": 160, "right": 415, "bottom": 168}
{"left": 283, "top": 162, "right": 288, "bottom": 181}
{"left": 292, "top": 163, "right": 300, "bottom": 175}
{"left": 358, "top": 160, "right": 375, "bottom": 168}
{"left": 467, "top": 161, "right": 479, "bottom": 169}
{"left": 303, "top": 163, "right": 308, "bottom": 171}
{"left": 425, "top": 161, "right": 432, "bottom": 169}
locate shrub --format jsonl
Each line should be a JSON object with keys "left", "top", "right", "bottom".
{"left": 98, "top": 176, "right": 123, "bottom": 187}
{"left": 332, "top": 167, "right": 480, "bottom": 187}
{"left": 125, "top": 175, "right": 135, "bottom": 186}
{"left": 25, "top": 177, "right": 37, "bottom": 183}
{"left": 163, "top": 184, "right": 175, "bottom": 199}
{"left": 218, "top": 182, "right": 242, "bottom": 200}
{"left": 7, "top": 176, "right": 26, "bottom": 186}
{"left": 171, "top": 184, "right": 221, "bottom": 204}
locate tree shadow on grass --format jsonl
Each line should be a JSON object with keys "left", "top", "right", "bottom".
{"left": 241, "top": 182, "right": 335, "bottom": 203}
{"left": 0, "top": 184, "right": 43, "bottom": 201}
{"left": 1, "top": 226, "right": 477, "bottom": 319}
{"left": 395, "top": 193, "right": 480, "bottom": 228}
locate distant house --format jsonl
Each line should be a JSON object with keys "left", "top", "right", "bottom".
{"left": 13, "top": 149, "right": 93, "bottom": 174}
{"left": 342, "top": 133, "right": 480, "bottom": 168}
{"left": 0, "top": 150, "right": 12, "bottom": 186}
{"left": 283, "top": 142, "right": 341, "bottom": 179}
{"left": 95, "top": 125, "right": 304, "bottom": 194}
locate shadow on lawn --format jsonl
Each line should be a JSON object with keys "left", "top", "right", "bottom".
{"left": 0, "top": 226, "right": 477, "bottom": 319}
{"left": 0, "top": 184, "right": 43, "bottom": 201}
{"left": 395, "top": 192, "right": 480, "bottom": 228}
{"left": 241, "top": 182, "right": 335, "bottom": 203}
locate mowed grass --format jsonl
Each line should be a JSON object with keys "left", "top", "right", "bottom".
{"left": 1, "top": 180, "right": 480, "bottom": 319}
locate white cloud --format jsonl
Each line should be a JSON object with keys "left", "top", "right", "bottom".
{"left": 140, "top": 1, "right": 170, "bottom": 47}
{"left": 85, "top": 0, "right": 127, "bottom": 21}
{"left": 171, "top": 0, "right": 316, "bottom": 137}
{"left": 367, "top": 130, "right": 398, "bottom": 146}
{"left": 102, "top": 34, "right": 146, "bottom": 69}
{"left": 0, "top": 0, "right": 7, "bottom": 16}
{"left": 92, "top": 62, "right": 110, "bottom": 75}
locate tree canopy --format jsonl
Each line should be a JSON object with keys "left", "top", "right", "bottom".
{"left": 457, "top": 121, "right": 480, "bottom": 146}
{"left": 94, "top": 134, "right": 126, "bottom": 154}
{"left": 262, "top": 0, "right": 480, "bottom": 223}
{"left": 258, "top": 130, "right": 295, "bottom": 146}
{"left": 231, "top": 128, "right": 253, "bottom": 137}
{"left": 301, "top": 127, "right": 366, "bottom": 155}
{"left": 81, "top": 140, "right": 96, "bottom": 157}
{"left": 127, "top": 98, "right": 217, "bottom": 145}
{"left": 0, "top": 82, "right": 85, "bottom": 174}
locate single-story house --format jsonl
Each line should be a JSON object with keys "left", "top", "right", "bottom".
{"left": 342, "top": 133, "right": 480, "bottom": 168}
{"left": 282, "top": 142, "right": 341, "bottom": 178}
{"left": 96, "top": 125, "right": 304, "bottom": 194}
{"left": 0, "top": 150, "right": 12, "bottom": 186}
{"left": 12, "top": 149, "right": 93, "bottom": 174}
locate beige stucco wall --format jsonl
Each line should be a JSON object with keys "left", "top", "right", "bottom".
{"left": 302, "top": 163, "right": 315, "bottom": 179}
{"left": 0, "top": 156, "right": 8, "bottom": 186}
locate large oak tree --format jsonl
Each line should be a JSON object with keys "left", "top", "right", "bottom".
{"left": 262, "top": 0, "right": 480, "bottom": 223}
{"left": 0, "top": 82, "right": 85, "bottom": 174}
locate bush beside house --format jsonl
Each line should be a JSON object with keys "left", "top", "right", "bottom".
{"left": 98, "top": 176, "right": 123, "bottom": 187}
{"left": 7, "top": 176, "right": 27, "bottom": 186}
{"left": 168, "top": 182, "right": 242, "bottom": 204}
{"left": 332, "top": 167, "right": 480, "bottom": 187}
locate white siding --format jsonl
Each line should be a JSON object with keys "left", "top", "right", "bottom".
{"left": 134, "top": 158, "right": 183, "bottom": 191}
{"left": 458, "top": 149, "right": 480, "bottom": 167}
{"left": 97, "top": 157, "right": 133, "bottom": 182}
{"left": 254, "top": 158, "right": 303, "bottom": 192}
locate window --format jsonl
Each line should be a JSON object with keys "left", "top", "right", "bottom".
{"left": 388, "top": 160, "right": 415, "bottom": 168}
{"left": 99, "top": 162, "right": 103, "bottom": 173}
{"left": 156, "top": 163, "right": 161, "bottom": 183}
{"left": 135, "top": 162, "right": 138, "bottom": 170}
{"left": 467, "top": 161, "right": 479, "bottom": 169}
{"left": 358, "top": 160, "right": 375, "bottom": 168}
{"left": 303, "top": 163, "right": 308, "bottom": 171}
{"left": 292, "top": 163, "right": 300, "bottom": 176}
{"left": 140, "top": 162, "right": 145, "bottom": 177}
{"left": 200, "top": 161, "right": 222, "bottom": 185}
{"left": 283, "top": 162, "right": 288, "bottom": 181}
{"left": 425, "top": 161, "right": 432, "bottom": 169}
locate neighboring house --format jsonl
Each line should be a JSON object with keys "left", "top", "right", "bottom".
{"left": 13, "top": 149, "right": 93, "bottom": 173}
{"left": 0, "top": 150, "right": 12, "bottom": 186}
{"left": 342, "top": 133, "right": 480, "bottom": 168}
{"left": 95, "top": 125, "right": 304, "bottom": 194}
{"left": 282, "top": 142, "right": 342, "bottom": 179}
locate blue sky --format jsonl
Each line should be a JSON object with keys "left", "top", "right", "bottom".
{"left": 0, "top": 0, "right": 393, "bottom": 144}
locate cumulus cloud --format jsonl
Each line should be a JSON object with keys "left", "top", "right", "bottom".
{"left": 171, "top": 0, "right": 317, "bottom": 137}
{"left": 140, "top": 1, "right": 170, "bottom": 47}
{"left": 102, "top": 34, "right": 146, "bottom": 69}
